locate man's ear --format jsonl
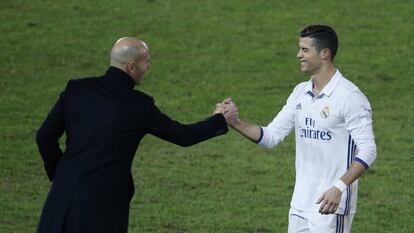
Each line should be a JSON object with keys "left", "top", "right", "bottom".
{"left": 127, "top": 61, "right": 135, "bottom": 73}
{"left": 320, "top": 48, "right": 331, "bottom": 60}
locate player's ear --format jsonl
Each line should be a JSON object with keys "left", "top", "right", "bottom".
{"left": 320, "top": 48, "right": 331, "bottom": 60}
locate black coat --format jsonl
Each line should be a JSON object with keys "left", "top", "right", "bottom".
{"left": 35, "top": 67, "right": 228, "bottom": 233}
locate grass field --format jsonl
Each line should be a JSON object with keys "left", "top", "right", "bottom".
{"left": 1, "top": 0, "right": 413, "bottom": 232}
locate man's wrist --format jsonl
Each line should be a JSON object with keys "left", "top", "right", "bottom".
{"left": 333, "top": 180, "right": 347, "bottom": 193}
{"left": 228, "top": 118, "right": 241, "bottom": 128}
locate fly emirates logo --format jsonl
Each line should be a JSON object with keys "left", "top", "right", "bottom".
{"left": 299, "top": 117, "right": 332, "bottom": 141}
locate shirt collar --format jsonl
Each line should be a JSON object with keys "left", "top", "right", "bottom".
{"left": 320, "top": 70, "right": 341, "bottom": 97}
{"left": 104, "top": 66, "right": 135, "bottom": 90}
{"left": 304, "top": 79, "right": 314, "bottom": 97}
{"left": 304, "top": 69, "right": 342, "bottom": 97}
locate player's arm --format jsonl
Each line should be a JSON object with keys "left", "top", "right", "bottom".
{"left": 223, "top": 83, "right": 301, "bottom": 148}
{"left": 342, "top": 91, "right": 377, "bottom": 180}
{"left": 229, "top": 119, "right": 262, "bottom": 143}
{"left": 318, "top": 91, "right": 377, "bottom": 214}
{"left": 317, "top": 161, "right": 367, "bottom": 214}
{"left": 216, "top": 98, "right": 262, "bottom": 142}
{"left": 339, "top": 161, "right": 366, "bottom": 186}
{"left": 224, "top": 94, "right": 296, "bottom": 148}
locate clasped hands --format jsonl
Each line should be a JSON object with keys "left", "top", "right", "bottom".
{"left": 213, "top": 98, "right": 240, "bottom": 126}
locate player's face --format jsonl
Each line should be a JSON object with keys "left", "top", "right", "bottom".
{"left": 297, "top": 37, "right": 323, "bottom": 75}
{"left": 130, "top": 51, "right": 150, "bottom": 85}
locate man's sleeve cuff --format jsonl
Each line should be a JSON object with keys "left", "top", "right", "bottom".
{"left": 354, "top": 157, "right": 369, "bottom": 169}
{"left": 253, "top": 126, "right": 264, "bottom": 144}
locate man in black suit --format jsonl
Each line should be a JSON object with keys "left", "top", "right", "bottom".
{"left": 35, "top": 37, "right": 238, "bottom": 233}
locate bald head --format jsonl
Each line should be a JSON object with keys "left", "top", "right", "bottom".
{"left": 110, "top": 37, "right": 149, "bottom": 70}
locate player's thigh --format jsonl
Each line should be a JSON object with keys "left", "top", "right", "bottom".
{"left": 308, "top": 213, "right": 354, "bottom": 233}
{"left": 288, "top": 208, "right": 311, "bottom": 233}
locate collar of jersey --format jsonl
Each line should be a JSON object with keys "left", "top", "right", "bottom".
{"left": 304, "top": 69, "right": 342, "bottom": 97}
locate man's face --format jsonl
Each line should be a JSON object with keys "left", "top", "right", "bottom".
{"left": 130, "top": 51, "right": 150, "bottom": 85}
{"left": 297, "top": 37, "right": 323, "bottom": 75}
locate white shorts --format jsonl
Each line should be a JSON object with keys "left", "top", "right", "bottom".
{"left": 288, "top": 208, "right": 354, "bottom": 233}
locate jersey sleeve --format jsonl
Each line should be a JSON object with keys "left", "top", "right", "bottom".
{"left": 258, "top": 86, "right": 298, "bottom": 149}
{"left": 343, "top": 91, "right": 377, "bottom": 168}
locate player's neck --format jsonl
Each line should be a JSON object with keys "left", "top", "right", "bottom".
{"left": 311, "top": 64, "right": 336, "bottom": 96}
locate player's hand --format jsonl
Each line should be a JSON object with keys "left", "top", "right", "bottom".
{"left": 214, "top": 102, "right": 226, "bottom": 115}
{"left": 214, "top": 97, "right": 233, "bottom": 115}
{"left": 221, "top": 98, "right": 240, "bottom": 126}
{"left": 316, "top": 186, "right": 342, "bottom": 215}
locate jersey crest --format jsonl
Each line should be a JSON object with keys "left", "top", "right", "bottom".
{"left": 320, "top": 106, "right": 330, "bottom": 119}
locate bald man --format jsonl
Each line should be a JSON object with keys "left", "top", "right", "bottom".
{"left": 35, "top": 37, "right": 237, "bottom": 233}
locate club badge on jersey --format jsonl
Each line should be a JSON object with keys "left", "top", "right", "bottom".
{"left": 320, "top": 106, "right": 330, "bottom": 119}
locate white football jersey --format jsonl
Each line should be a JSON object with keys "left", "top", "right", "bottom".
{"left": 258, "top": 70, "right": 376, "bottom": 214}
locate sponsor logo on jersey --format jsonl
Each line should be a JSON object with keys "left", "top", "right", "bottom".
{"left": 296, "top": 103, "right": 302, "bottom": 110}
{"left": 320, "top": 106, "right": 330, "bottom": 119}
{"left": 359, "top": 108, "right": 372, "bottom": 124}
{"left": 299, "top": 117, "right": 332, "bottom": 140}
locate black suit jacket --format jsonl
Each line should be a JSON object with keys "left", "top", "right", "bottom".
{"left": 35, "top": 67, "right": 228, "bottom": 233}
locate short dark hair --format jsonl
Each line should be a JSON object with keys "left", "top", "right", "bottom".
{"left": 300, "top": 25, "right": 338, "bottom": 61}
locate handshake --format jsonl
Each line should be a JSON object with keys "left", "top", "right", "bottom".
{"left": 214, "top": 98, "right": 240, "bottom": 127}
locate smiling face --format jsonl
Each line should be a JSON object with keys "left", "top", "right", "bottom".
{"left": 297, "top": 37, "right": 324, "bottom": 75}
